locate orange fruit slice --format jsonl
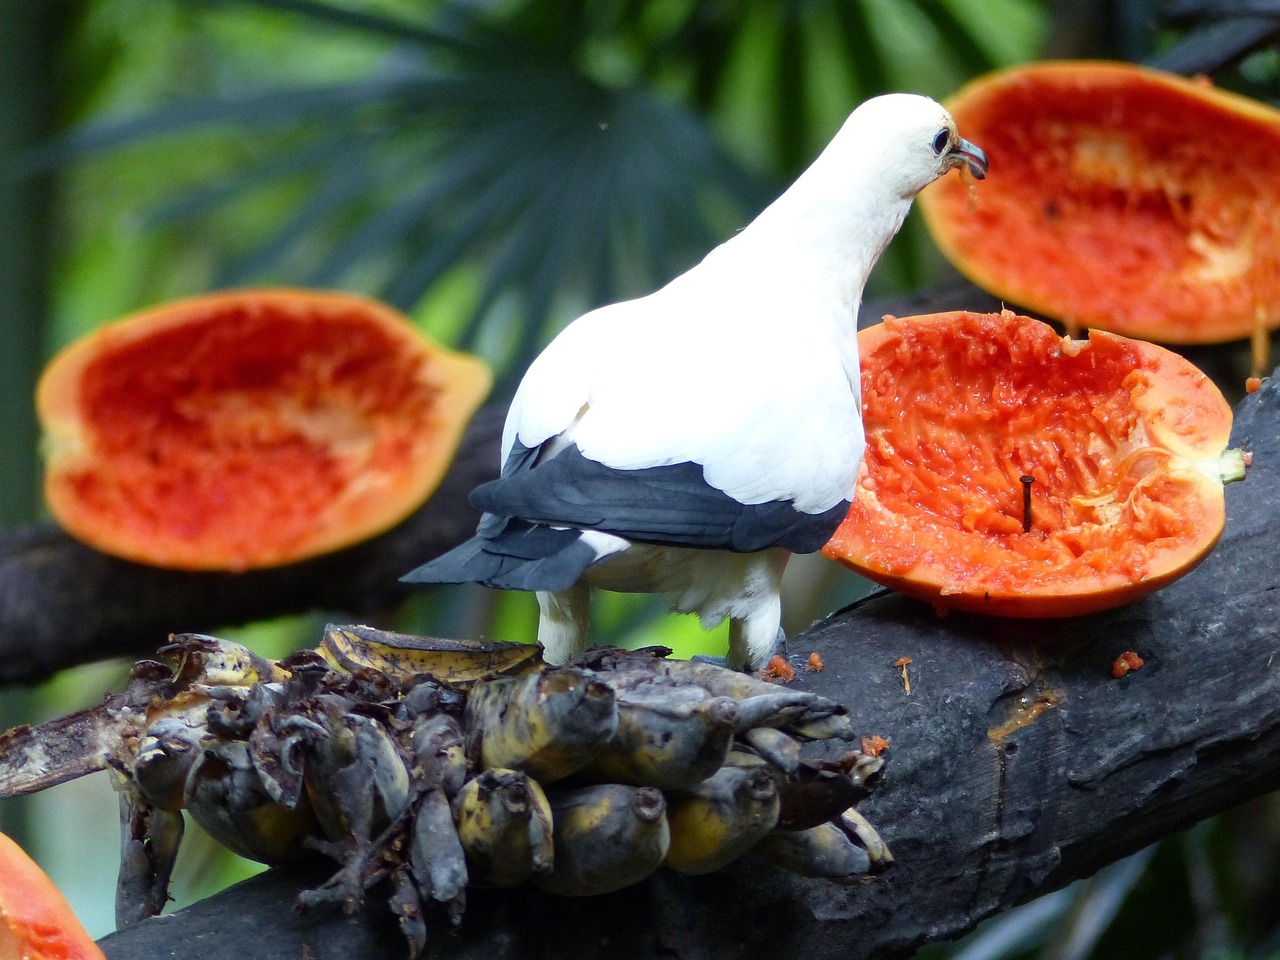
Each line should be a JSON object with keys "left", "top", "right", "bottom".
{"left": 919, "top": 61, "right": 1280, "bottom": 344}
{"left": 823, "top": 310, "right": 1245, "bottom": 617}
{"left": 38, "top": 288, "right": 491, "bottom": 571}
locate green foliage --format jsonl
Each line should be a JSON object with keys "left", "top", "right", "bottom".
{"left": 923, "top": 810, "right": 1280, "bottom": 960}
{"left": 44, "top": 0, "right": 1044, "bottom": 383}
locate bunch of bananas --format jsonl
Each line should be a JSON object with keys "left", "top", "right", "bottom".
{"left": 0, "top": 626, "right": 889, "bottom": 954}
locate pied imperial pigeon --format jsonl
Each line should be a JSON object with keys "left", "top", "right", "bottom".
{"left": 404, "top": 93, "right": 988, "bottom": 670}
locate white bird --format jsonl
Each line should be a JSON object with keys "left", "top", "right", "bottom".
{"left": 404, "top": 93, "right": 988, "bottom": 669}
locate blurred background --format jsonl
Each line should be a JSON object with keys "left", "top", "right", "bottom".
{"left": 2, "top": 0, "right": 1279, "bottom": 955}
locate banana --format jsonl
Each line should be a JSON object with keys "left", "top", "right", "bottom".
{"left": 752, "top": 821, "right": 871, "bottom": 880}
{"left": 410, "top": 788, "right": 469, "bottom": 912}
{"left": 2, "top": 628, "right": 890, "bottom": 955}
{"left": 408, "top": 712, "right": 471, "bottom": 909}
{"left": 776, "top": 749, "right": 888, "bottom": 830}
{"left": 579, "top": 675, "right": 739, "bottom": 789}
{"left": 738, "top": 725, "right": 802, "bottom": 776}
{"left": 844, "top": 749, "right": 888, "bottom": 797}
{"left": 114, "top": 778, "right": 185, "bottom": 929}
{"left": 839, "top": 808, "right": 894, "bottom": 872}
{"left": 584, "top": 653, "right": 855, "bottom": 741}
{"left": 534, "top": 784, "right": 669, "bottom": 896}
{"left": 464, "top": 668, "right": 618, "bottom": 782}
{"left": 453, "top": 769, "right": 554, "bottom": 888}
{"left": 302, "top": 704, "right": 413, "bottom": 848}
{"left": 132, "top": 711, "right": 212, "bottom": 811}
{"left": 389, "top": 870, "right": 429, "bottom": 959}
{"left": 183, "top": 740, "right": 318, "bottom": 865}
{"left": 247, "top": 709, "right": 324, "bottom": 810}
{"left": 663, "top": 761, "right": 780, "bottom": 875}
{"left": 410, "top": 712, "right": 468, "bottom": 797}
{"left": 320, "top": 623, "right": 544, "bottom": 685}
{"left": 161, "top": 633, "right": 287, "bottom": 688}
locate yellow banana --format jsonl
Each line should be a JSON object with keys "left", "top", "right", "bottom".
{"left": 464, "top": 668, "right": 617, "bottom": 782}
{"left": 738, "top": 725, "right": 801, "bottom": 775}
{"left": 839, "top": 808, "right": 894, "bottom": 872}
{"left": 587, "top": 654, "right": 856, "bottom": 741}
{"left": 453, "top": 768, "right": 554, "bottom": 888}
{"left": 663, "top": 761, "right": 780, "bottom": 875}
{"left": 161, "top": 633, "right": 287, "bottom": 688}
{"left": 579, "top": 676, "right": 739, "bottom": 789}
{"left": 534, "top": 784, "right": 669, "bottom": 896}
{"left": 183, "top": 740, "right": 318, "bottom": 865}
{"left": 320, "top": 623, "right": 544, "bottom": 685}
{"left": 752, "top": 821, "right": 870, "bottom": 880}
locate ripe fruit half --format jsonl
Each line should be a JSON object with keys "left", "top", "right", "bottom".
{"left": 38, "top": 288, "right": 491, "bottom": 571}
{"left": 918, "top": 61, "right": 1280, "bottom": 344}
{"left": 823, "top": 311, "right": 1246, "bottom": 617}
{"left": 0, "top": 831, "right": 106, "bottom": 960}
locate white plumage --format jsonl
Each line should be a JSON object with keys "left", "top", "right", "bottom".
{"left": 405, "top": 93, "right": 988, "bottom": 668}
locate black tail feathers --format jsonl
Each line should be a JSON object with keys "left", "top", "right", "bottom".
{"left": 401, "top": 521, "right": 600, "bottom": 593}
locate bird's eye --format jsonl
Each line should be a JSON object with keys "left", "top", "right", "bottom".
{"left": 932, "top": 128, "right": 951, "bottom": 155}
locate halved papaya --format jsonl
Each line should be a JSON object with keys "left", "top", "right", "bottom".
{"left": 823, "top": 311, "right": 1246, "bottom": 617}
{"left": 38, "top": 289, "right": 491, "bottom": 571}
{"left": 0, "top": 830, "right": 105, "bottom": 960}
{"left": 918, "top": 61, "right": 1280, "bottom": 344}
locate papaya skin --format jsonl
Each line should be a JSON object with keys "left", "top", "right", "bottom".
{"left": 37, "top": 289, "right": 491, "bottom": 571}
{"left": 0, "top": 831, "right": 106, "bottom": 960}
{"left": 919, "top": 61, "right": 1280, "bottom": 344}
{"left": 823, "top": 311, "right": 1245, "bottom": 618}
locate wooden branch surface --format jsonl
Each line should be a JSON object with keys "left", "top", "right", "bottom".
{"left": 91, "top": 359, "right": 1280, "bottom": 959}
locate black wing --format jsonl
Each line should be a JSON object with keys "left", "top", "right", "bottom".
{"left": 469, "top": 442, "right": 848, "bottom": 555}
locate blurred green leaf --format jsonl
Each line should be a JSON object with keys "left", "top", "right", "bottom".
{"left": 45, "top": 0, "right": 1048, "bottom": 383}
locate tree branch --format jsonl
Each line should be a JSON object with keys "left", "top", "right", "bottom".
{"left": 92, "top": 362, "right": 1280, "bottom": 959}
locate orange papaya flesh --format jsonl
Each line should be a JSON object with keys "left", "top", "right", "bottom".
{"left": 38, "top": 289, "right": 491, "bottom": 571}
{"left": 823, "top": 311, "right": 1245, "bottom": 617}
{"left": 918, "top": 61, "right": 1280, "bottom": 344}
{"left": 0, "top": 831, "right": 106, "bottom": 960}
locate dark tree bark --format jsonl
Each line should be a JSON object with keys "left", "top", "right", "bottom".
{"left": 90, "top": 361, "right": 1279, "bottom": 959}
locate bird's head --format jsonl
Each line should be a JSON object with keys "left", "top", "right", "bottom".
{"left": 840, "top": 93, "right": 989, "bottom": 199}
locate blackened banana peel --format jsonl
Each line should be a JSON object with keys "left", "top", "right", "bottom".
{"left": 0, "top": 628, "right": 891, "bottom": 954}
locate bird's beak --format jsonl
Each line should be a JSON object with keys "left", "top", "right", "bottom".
{"left": 947, "top": 137, "right": 989, "bottom": 180}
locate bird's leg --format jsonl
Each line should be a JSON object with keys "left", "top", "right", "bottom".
{"left": 726, "top": 550, "right": 790, "bottom": 670}
{"left": 727, "top": 603, "right": 782, "bottom": 671}
{"left": 536, "top": 582, "right": 592, "bottom": 664}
